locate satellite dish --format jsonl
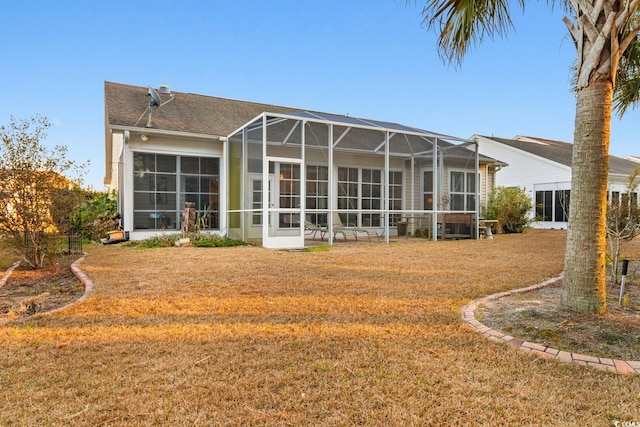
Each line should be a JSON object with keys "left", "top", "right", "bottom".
{"left": 148, "top": 86, "right": 161, "bottom": 107}
{"left": 140, "top": 84, "right": 176, "bottom": 128}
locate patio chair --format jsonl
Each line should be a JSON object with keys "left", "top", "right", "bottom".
{"left": 305, "top": 221, "right": 328, "bottom": 240}
{"left": 332, "top": 212, "right": 380, "bottom": 242}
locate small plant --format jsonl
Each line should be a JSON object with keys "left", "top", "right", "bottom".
{"left": 622, "top": 292, "right": 629, "bottom": 310}
{"left": 304, "top": 245, "right": 329, "bottom": 252}
{"left": 316, "top": 364, "right": 331, "bottom": 373}
{"left": 196, "top": 205, "right": 211, "bottom": 231}
{"left": 125, "top": 233, "right": 247, "bottom": 249}
{"left": 19, "top": 293, "right": 50, "bottom": 315}
{"left": 413, "top": 228, "right": 429, "bottom": 238}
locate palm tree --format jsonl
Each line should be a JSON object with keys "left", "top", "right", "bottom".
{"left": 415, "top": 0, "right": 640, "bottom": 313}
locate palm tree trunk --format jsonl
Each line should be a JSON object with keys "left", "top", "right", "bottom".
{"left": 561, "top": 80, "right": 612, "bottom": 313}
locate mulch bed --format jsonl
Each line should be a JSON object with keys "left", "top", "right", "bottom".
{"left": 478, "top": 279, "right": 640, "bottom": 360}
{"left": 0, "top": 256, "right": 84, "bottom": 320}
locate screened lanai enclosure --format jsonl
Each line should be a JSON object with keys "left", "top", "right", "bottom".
{"left": 227, "top": 111, "right": 481, "bottom": 249}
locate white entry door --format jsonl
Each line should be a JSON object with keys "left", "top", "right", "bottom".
{"left": 263, "top": 158, "right": 304, "bottom": 249}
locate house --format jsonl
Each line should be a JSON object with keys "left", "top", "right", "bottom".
{"left": 104, "top": 81, "right": 504, "bottom": 248}
{"left": 470, "top": 135, "right": 640, "bottom": 229}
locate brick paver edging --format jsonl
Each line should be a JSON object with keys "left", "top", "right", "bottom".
{"left": 461, "top": 275, "right": 640, "bottom": 375}
{"left": 42, "top": 255, "right": 95, "bottom": 316}
{"left": 0, "top": 256, "right": 95, "bottom": 320}
{"left": 0, "top": 260, "right": 22, "bottom": 290}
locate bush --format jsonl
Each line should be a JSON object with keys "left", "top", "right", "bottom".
{"left": 125, "top": 233, "right": 247, "bottom": 249}
{"left": 76, "top": 191, "right": 119, "bottom": 242}
{"left": 484, "top": 186, "right": 533, "bottom": 233}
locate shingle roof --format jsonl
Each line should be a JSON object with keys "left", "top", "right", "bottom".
{"left": 481, "top": 135, "right": 639, "bottom": 176}
{"left": 104, "top": 82, "right": 503, "bottom": 183}
{"left": 105, "top": 81, "right": 297, "bottom": 136}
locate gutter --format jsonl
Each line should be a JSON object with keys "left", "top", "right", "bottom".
{"left": 109, "top": 125, "right": 223, "bottom": 142}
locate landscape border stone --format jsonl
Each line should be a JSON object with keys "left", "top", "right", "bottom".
{"left": 461, "top": 275, "right": 640, "bottom": 375}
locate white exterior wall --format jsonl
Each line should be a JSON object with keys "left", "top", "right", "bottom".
{"left": 107, "top": 131, "right": 125, "bottom": 192}
{"left": 471, "top": 135, "right": 572, "bottom": 229}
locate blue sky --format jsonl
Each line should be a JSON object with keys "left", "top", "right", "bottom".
{"left": 1, "top": 0, "right": 638, "bottom": 189}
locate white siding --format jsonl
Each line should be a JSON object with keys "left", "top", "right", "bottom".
{"left": 471, "top": 135, "right": 572, "bottom": 229}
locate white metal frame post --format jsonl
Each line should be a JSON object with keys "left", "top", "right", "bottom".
{"left": 261, "top": 114, "right": 269, "bottom": 245}
{"left": 431, "top": 138, "right": 439, "bottom": 241}
{"left": 328, "top": 123, "right": 335, "bottom": 245}
{"left": 384, "top": 131, "right": 390, "bottom": 243}
{"left": 474, "top": 141, "right": 480, "bottom": 239}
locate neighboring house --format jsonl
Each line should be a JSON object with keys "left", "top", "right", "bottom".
{"left": 625, "top": 155, "right": 640, "bottom": 163}
{"left": 470, "top": 134, "right": 640, "bottom": 229}
{"left": 104, "top": 81, "right": 504, "bottom": 248}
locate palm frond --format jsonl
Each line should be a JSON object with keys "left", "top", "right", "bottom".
{"left": 614, "top": 27, "right": 640, "bottom": 117}
{"left": 418, "top": 0, "right": 525, "bottom": 65}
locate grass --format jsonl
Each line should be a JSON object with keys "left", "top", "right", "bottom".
{"left": 1, "top": 230, "right": 639, "bottom": 425}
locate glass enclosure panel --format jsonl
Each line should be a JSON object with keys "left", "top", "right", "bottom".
{"left": 134, "top": 152, "right": 155, "bottom": 172}
{"left": 554, "top": 190, "right": 570, "bottom": 222}
{"left": 157, "top": 155, "right": 176, "bottom": 173}
{"left": 423, "top": 170, "right": 434, "bottom": 210}
{"left": 133, "top": 210, "right": 177, "bottom": 230}
{"left": 132, "top": 153, "right": 178, "bottom": 230}
{"left": 388, "top": 171, "right": 403, "bottom": 226}
{"left": 450, "top": 194, "right": 465, "bottom": 211}
{"left": 134, "top": 174, "right": 153, "bottom": 192}
{"left": 467, "top": 173, "right": 476, "bottom": 194}
{"left": 306, "top": 165, "right": 329, "bottom": 225}
{"left": 252, "top": 179, "right": 262, "bottom": 225}
{"left": 265, "top": 116, "right": 303, "bottom": 159}
{"left": 278, "top": 164, "right": 301, "bottom": 228}
{"left": 361, "top": 168, "right": 382, "bottom": 227}
{"left": 449, "top": 170, "right": 476, "bottom": 211}
{"left": 451, "top": 172, "right": 464, "bottom": 193}
{"left": 227, "top": 133, "right": 244, "bottom": 240}
{"left": 178, "top": 157, "right": 219, "bottom": 229}
{"left": 536, "top": 190, "right": 553, "bottom": 221}
{"left": 181, "top": 157, "right": 199, "bottom": 174}
{"left": 133, "top": 153, "right": 219, "bottom": 231}
{"left": 466, "top": 194, "right": 476, "bottom": 211}
{"left": 201, "top": 157, "right": 218, "bottom": 174}
{"left": 181, "top": 176, "right": 199, "bottom": 192}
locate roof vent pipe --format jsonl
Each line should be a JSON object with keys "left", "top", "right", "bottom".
{"left": 158, "top": 84, "right": 171, "bottom": 94}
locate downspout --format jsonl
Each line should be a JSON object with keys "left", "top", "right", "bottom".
{"left": 220, "top": 135, "right": 228, "bottom": 236}
{"left": 118, "top": 130, "right": 128, "bottom": 230}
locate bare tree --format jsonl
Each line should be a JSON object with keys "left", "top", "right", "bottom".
{"left": 606, "top": 167, "right": 640, "bottom": 284}
{"left": 0, "top": 115, "right": 87, "bottom": 268}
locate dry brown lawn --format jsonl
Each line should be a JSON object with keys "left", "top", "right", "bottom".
{"left": 1, "top": 230, "right": 639, "bottom": 426}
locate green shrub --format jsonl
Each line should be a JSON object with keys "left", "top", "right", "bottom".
{"left": 79, "top": 191, "right": 119, "bottom": 242}
{"left": 125, "top": 233, "right": 247, "bottom": 249}
{"left": 484, "top": 186, "right": 533, "bottom": 233}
